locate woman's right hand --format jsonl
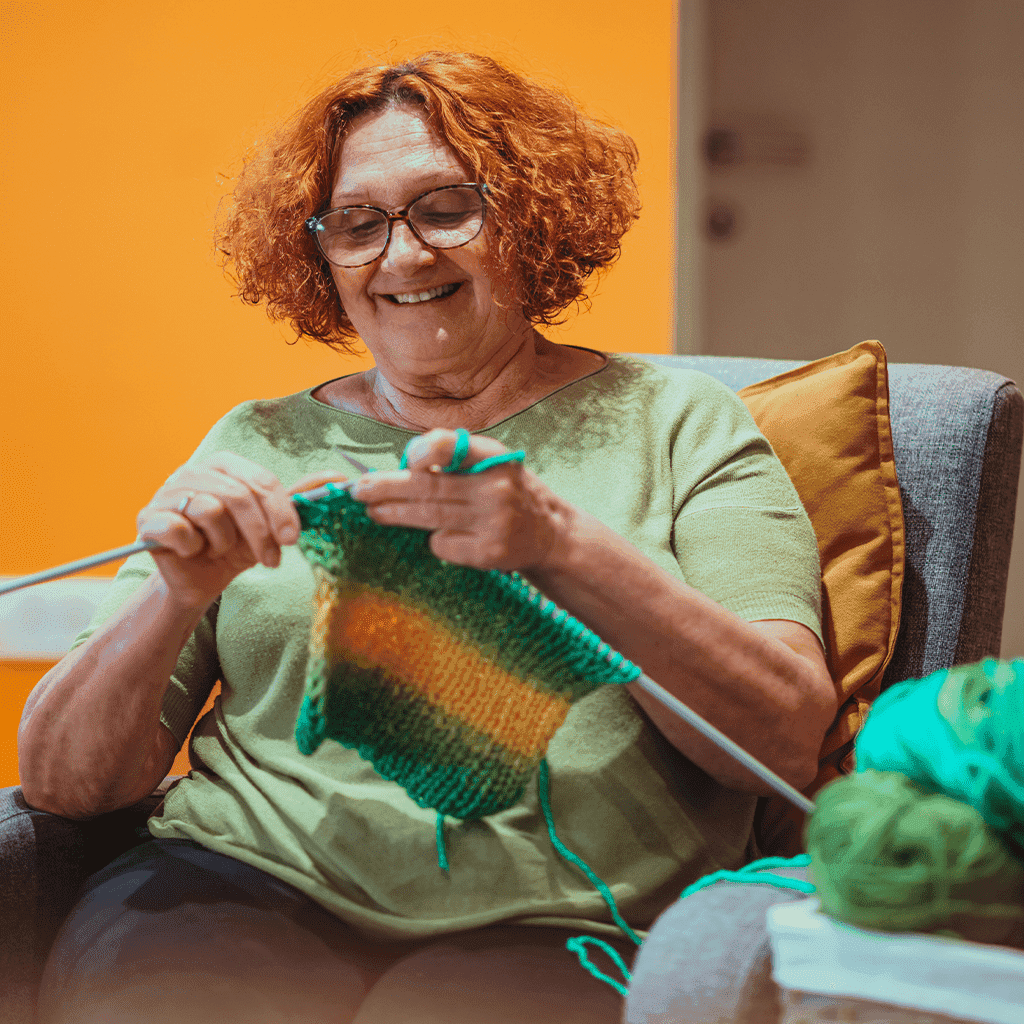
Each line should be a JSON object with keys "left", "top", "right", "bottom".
{"left": 136, "top": 453, "right": 345, "bottom": 610}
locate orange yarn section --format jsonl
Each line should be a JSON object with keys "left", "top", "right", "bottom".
{"left": 321, "top": 578, "right": 573, "bottom": 758}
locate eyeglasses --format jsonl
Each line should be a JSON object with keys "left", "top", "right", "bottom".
{"left": 305, "top": 183, "right": 489, "bottom": 268}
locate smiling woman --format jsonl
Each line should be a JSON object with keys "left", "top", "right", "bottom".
{"left": 21, "top": 50, "right": 835, "bottom": 1024}
{"left": 216, "top": 51, "right": 641, "bottom": 349}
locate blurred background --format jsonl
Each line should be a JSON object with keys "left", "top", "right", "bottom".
{"left": 676, "top": 0, "right": 1022, "bottom": 666}
{"left": 1, "top": 0, "right": 1021, "bottom": 787}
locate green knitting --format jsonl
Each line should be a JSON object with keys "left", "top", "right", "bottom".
{"left": 292, "top": 438, "right": 641, "bottom": 822}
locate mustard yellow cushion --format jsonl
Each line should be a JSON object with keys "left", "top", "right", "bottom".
{"left": 738, "top": 340, "right": 906, "bottom": 853}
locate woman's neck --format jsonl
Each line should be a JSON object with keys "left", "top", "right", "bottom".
{"left": 323, "top": 334, "right": 605, "bottom": 432}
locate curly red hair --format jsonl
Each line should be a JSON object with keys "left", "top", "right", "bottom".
{"left": 215, "top": 51, "right": 641, "bottom": 351}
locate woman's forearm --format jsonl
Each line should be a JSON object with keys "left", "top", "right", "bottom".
{"left": 17, "top": 452, "right": 327, "bottom": 819}
{"left": 17, "top": 574, "right": 209, "bottom": 818}
{"left": 526, "top": 501, "right": 834, "bottom": 794}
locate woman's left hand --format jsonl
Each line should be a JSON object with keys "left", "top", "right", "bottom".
{"left": 350, "top": 429, "right": 570, "bottom": 572}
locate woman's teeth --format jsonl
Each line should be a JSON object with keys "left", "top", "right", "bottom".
{"left": 389, "top": 283, "right": 460, "bottom": 304}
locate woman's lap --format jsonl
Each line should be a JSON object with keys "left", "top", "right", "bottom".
{"left": 38, "top": 838, "right": 390, "bottom": 1023}
{"left": 38, "top": 838, "right": 633, "bottom": 1024}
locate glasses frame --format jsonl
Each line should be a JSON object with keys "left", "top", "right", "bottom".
{"left": 305, "top": 182, "right": 490, "bottom": 269}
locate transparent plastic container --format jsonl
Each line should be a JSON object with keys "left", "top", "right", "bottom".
{"left": 767, "top": 898, "right": 1024, "bottom": 1024}
{"left": 779, "top": 988, "right": 980, "bottom": 1024}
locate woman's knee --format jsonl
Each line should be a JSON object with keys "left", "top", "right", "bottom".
{"left": 353, "top": 927, "right": 630, "bottom": 1024}
{"left": 37, "top": 840, "right": 382, "bottom": 1024}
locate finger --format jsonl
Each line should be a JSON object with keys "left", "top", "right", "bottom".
{"left": 174, "top": 489, "right": 247, "bottom": 560}
{"left": 350, "top": 469, "right": 413, "bottom": 504}
{"left": 202, "top": 471, "right": 289, "bottom": 566}
{"left": 401, "top": 429, "right": 507, "bottom": 471}
{"left": 205, "top": 452, "right": 299, "bottom": 551}
{"left": 137, "top": 509, "right": 208, "bottom": 559}
{"left": 428, "top": 529, "right": 505, "bottom": 570}
{"left": 364, "top": 498, "right": 475, "bottom": 532}
{"left": 353, "top": 469, "right": 480, "bottom": 511}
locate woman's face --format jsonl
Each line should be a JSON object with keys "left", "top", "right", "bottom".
{"left": 328, "top": 105, "right": 531, "bottom": 384}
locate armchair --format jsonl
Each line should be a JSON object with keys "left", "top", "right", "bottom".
{"left": 3, "top": 353, "right": 1021, "bottom": 1023}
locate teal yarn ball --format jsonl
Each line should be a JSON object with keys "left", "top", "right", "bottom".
{"left": 854, "top": 658, "right": 1024, "bottom": 851}
{"left": 806, "top": 771, "right": 1024, "bottom": 946}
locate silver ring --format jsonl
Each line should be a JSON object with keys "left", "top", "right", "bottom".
{"left": 175, "top": 490, "right": 198, "bottom": 516}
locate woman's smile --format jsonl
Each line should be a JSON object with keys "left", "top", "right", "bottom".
{"left": 381, "top": 281, "right": 463, "bottom": 305}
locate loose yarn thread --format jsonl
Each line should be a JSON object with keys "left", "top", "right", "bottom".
{"left": 679, "top": 854, "right": 815, "bottom": 900}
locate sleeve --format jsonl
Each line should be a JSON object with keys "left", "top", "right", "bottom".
{"left": 668, "top": 375, "right": 824, "bottom": 644}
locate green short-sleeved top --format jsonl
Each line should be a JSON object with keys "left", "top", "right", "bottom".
{"left": 78, "top": 351, "right": 822, "bottom": 942}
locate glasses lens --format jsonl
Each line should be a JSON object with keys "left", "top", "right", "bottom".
{"left": 409, "top": 187, "right": 485, "bottom": 250}
{"left": 315, "top": 208, "right": 389, "bottom": 266}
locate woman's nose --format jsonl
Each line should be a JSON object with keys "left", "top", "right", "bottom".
{"left": 379, "top": 219, "right": 436, "bottom": 270}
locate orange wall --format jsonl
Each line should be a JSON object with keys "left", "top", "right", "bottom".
{"left": 0, "top": 2, "right": 677, "bottom": 787}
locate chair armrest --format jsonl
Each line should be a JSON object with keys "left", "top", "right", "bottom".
{"left": 0, "top": 783, "right": 169, "bottom": 1022}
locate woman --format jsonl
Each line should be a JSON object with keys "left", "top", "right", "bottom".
{"left": 19, "top": 52, "right": 836, "bottom": 1024}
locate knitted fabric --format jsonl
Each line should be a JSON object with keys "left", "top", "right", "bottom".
{"left": 292, "top": 458, "right": 641, "bottom": 822}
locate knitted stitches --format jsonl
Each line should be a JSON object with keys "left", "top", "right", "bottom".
{"left": 293, "top": 474, "right": 641, "bottom": 821}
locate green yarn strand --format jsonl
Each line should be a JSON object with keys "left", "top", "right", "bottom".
{"left": 538, "top": 760, "right": 642, "bottom": 948}
{"left": 565, "top": 936, "right": 631, "bottom": 998}
{"left": 462, "top": 451, "right": 526, "bottom": 473}
{"left": 397, "top": 427, "right": 525, "bottom": 475}
{"left": 541, "top": 756, "right": 640, "bottom": 998}
{"left": 435, "top": 812, "right": 449, "bottom": 872}
{"left": 445, "top": 428, "right": 471, "bottom": 471}
{"left": 679, "top": 854, "right": 815, "bottom": 900}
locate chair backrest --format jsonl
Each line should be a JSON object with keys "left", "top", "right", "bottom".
{"left": 635, "top": 354, "right": 1023, "bottom": 684}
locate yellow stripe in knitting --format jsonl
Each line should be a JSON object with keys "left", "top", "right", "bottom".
{"left": 320, "top": 580, "right": 572, "bottom": 758}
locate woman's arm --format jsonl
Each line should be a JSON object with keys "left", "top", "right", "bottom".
{"left": 17, "top": 456, "right": 347, "bottom": 819}
{"left": 18, "top": 576, "right": 212, "bottom": 818}
{"left": 352, "top": 430, "right": 836, "bottom": 795}
{"left": 522, "top": 503, "right": 836, "bottom": 793}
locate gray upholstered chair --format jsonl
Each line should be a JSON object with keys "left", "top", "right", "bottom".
{"left": 2, "top": 354, "right": 1021, "bottom": 1024}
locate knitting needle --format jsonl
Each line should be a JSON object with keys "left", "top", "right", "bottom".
{"left": 0, "top": 479, "right": 357, "bottom": 597}
{"left": 633, "top": 673, "right": 816, "bottom": 814}
{"left": 337, "top": 447, "right": 817, "bottom": 813}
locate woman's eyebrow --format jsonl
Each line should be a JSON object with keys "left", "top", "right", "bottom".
{"left": 330, "top": 174, "right": 468, "bottom": 208}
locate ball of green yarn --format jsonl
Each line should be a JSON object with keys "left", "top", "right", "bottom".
{"left": 806, "top": 771, "right": 1024, "bottom": 947}
{"left": 855, "top": 659, "right": 1024, "bottom": 851}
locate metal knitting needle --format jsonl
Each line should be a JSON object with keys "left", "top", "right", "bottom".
{"left": 633, "top": 673, "right": 816, "bottom": 814}
{"left": 0, "top": 479, "right": 356, "bottom": 597}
